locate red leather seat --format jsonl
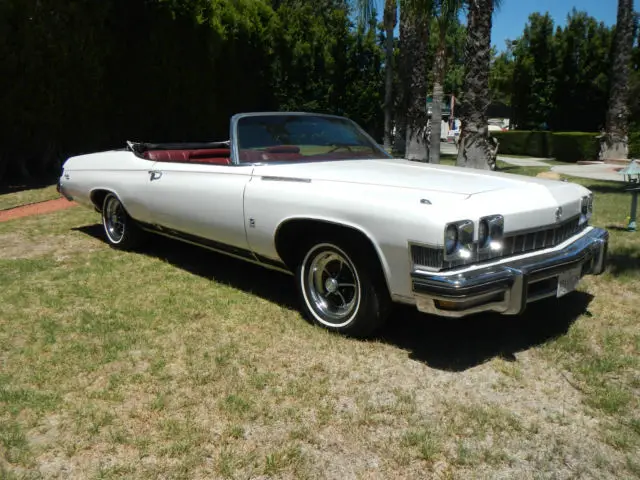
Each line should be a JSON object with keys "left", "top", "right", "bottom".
{"left": 143, "top": 149, "right": 231, "bottom": 165}
{"left": 238, "top": 146, "right": 304, "bottom": 162}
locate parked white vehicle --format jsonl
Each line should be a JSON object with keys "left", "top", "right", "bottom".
{"left": 59, "top": 112, "right": 609, "bottom": 337}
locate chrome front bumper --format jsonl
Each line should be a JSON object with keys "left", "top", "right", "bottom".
{"left": 412, "top": 227, "right": 609, "bottom": 317}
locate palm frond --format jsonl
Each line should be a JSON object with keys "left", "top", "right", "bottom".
{"left": 350, "top": 0, "right": 377, "bottom": 27}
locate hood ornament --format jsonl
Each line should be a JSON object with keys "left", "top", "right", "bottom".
{"left": 555, "top": 207, "right": 563, "bottom": 222}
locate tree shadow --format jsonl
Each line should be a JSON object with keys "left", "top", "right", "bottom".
{"left": 584, "top": 183, "right": 628, "bottom": 194}
{"left": 0, "top": 180, "right": 57, "bottom": 196}
{"left": 605, "top": 247, "right": 640, "bottom": 277}
{"left": 73, "top": 223, "right": 594, "bottom": 372}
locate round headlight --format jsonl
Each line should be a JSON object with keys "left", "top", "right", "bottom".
{"left": 445, "top": 225, "right": 458, "bottom": 255}
{"left": 478, "top": 219, "right": 489, "bottom": 248}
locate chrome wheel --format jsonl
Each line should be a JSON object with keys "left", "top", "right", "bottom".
{"left": 303, "top": 244, "right": 361, "bottom": 327}
{"left": 103, "top": 195, "right": 126, "bottom": 243}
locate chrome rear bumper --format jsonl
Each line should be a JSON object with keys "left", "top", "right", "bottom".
{"left": 412, "top": 227, "right": 608, "bottom": 317}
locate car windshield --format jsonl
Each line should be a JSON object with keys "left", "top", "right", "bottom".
{"left": 236, "top": 114, "right": 389, "bottom": 163}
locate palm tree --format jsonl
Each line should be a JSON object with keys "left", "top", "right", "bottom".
{"left": 428, "top": 0, "right": 464, "bottom": 164}
{"left": 403, "top": 0, "right": 432, "bottom": 161}
{"left": 353, "top": 0, "right": 398, "bottom": 151}
{"left": 455, "top": 0, "right": 498, "bottom": 169}
{"left": 393, "top": 4, "right": 410, "bottom": 154}
{"left": 600, "top": 0, "right": 635, "bottom": 162}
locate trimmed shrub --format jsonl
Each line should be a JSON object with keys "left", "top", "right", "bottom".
{"left": 551, "top": 133, "right": 599, "bottom": 162}
{"left": 628, "top": 128, "right": 640, "bottom": 158}
{"left": 493, "top": 131, "right": 552, "bottom": 158}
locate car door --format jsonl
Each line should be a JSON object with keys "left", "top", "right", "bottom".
{"left": 144, "top": 161, "right": 255, "bottom": 252}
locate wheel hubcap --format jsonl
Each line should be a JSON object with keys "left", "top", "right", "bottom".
{"left": 104, "top": 197, "right": 125, "bottom": 242}
{"left": 306, "top": 248, "right": 360, "bottom": 325}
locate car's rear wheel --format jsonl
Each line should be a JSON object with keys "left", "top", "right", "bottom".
{"left": 102, "top": 193, "right": 145, "bottom": 250}
{"left": 296, "top": 240, "right": 390, "bottom": 337}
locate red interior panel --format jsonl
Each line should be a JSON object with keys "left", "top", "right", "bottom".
{"left": 143, "top": 149, "right": 231, "bottom": 165}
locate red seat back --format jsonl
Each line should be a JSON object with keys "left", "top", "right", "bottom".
{"left": 143, "top": 149, "right": 231, "bottom": 165}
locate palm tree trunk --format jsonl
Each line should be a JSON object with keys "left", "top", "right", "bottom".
{"left": 429, "top": 30, "right": 447, "bottom": 164}
{"left": 601, "top": 0, "right": 634, "bottom": 162}
{"left": 383, "top": 0, "right": 397, "bottom": 152}
{"left": 456, "top": 0, "right": 495, "bottom": 170}
{"left": 405, "top": 8, "right": 430, "bottom": 162}
{"left": 393, "top": 5, "right": 409, "bottom": 155}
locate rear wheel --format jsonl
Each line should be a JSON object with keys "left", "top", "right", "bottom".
{"left": 102, "top": 193, "right": 145, "bottom": 250}
{"left": 296, "top": 240, "right": 390, "bottom": 337}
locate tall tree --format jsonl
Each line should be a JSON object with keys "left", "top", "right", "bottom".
{"left": 403, "top": 1, "right": 431, "bottom": 161}
{"left": 601, "top": 0, "right": 636, "bottom": 161}
{"left": 510, "top": 13, "right": 556, "bottom": 130}
{"left": 428, "top": 0, "right": 464, "bottom": 164}
{"left": 455, "top": 0, "right": 496, "bottom": 169}
{"left": 393, "top": 5, "right": 410, "bottom": 154}
{"left": 353, "top": 0, "right": 397, "bottom": 151}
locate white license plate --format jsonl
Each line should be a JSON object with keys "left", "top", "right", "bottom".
{"left": 557, "top": 266, "right": 582, "bottom": 297}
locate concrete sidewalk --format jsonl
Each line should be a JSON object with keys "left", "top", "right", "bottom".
{"left": 441, "top": 143, "right": 626, "bottom": 182}
{"left": 497, "top": 156, "right": 551, "bottom": 167}
{"left": 550, "top": 164, "right": 625, "bottom": 182}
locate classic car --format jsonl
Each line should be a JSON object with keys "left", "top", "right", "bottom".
{"left": 58, "top": 112, "right": 609, "bottom": 337}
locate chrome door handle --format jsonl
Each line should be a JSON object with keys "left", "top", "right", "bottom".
{"left": 149, "top": 170, "right": 163, "bottom": 181}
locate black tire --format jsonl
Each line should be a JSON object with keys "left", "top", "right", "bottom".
{"left": 101, "top": 193, "right": 146, "bottom": 250}
{"left": 295, "top": 238, "right": 390, "bottom": 337}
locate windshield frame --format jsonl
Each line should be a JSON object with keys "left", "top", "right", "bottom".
{"left": 229, "top": 112, "right": 391, "bottom": 166}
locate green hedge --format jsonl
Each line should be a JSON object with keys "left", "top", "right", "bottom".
{"left": 493, "top": 131, "right": 599, "bottom": 162}
{"left": 493, "top": 131, "right": 551, "bottom": 158}
{"left": 550, "top": 132, "right": 599, "bottom": 162}
{"left": 629, "top": 128, "right": 640, "bottom": 158}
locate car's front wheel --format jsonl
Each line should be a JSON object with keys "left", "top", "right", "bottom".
{"left": 102, "top": 193, "right": 145, "bottom": 250}
{"left": 296, "top": 240, "right": 390, "bottom": 337}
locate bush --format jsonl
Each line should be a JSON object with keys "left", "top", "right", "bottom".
{"left": 493, "top": 131, "right": 552, "bottom": 158}
{"left": 629, "top": 128, "right": 640, "bottom": 158}
{"left": 551, "top": 133, "right": 599, "bottom": 162}
{"left": 493, "top": 130, "right": 600, "bottom": 162}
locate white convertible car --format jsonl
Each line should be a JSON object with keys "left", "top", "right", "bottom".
{"left": 59, "top": 112, "right": 609, "bottom": 337}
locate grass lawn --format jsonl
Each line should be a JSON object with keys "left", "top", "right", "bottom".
{"left": 0, "top": 185, "right": 60, "bottom": 211}
{"left": 0, "top": 166, "right": 639, "bottom": 479}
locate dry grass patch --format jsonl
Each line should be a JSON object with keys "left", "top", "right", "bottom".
{"left": 0, "top": 172, "right": 639, "bottom": 479}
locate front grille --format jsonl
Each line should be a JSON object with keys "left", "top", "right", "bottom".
{"left": 410, "top": 244, "right": 444, "bottom": 269}
{"left": 412, "top": 216, "right": 587, "bottom": 271}
{"left": 499, "top": 216, "right": 584, "bottom": 258}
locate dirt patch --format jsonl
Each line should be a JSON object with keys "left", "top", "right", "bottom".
{"left": 0, "top": 198, "right": 78, "bottom": 223}
{"left": 0, "top": 232, "right": 103, "bottom": 260}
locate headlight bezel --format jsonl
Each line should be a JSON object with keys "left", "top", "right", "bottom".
{"left": 443, "top": 215, "right": 504, "bottom": 261}
{"left": 443, "top": 220, "right": 475, "bottom": 261}
{"left": 477, "top": 214, "right": 505, "bottom": 253}
{"left": 580, "top": 193, "right": 594, "bottom": 224}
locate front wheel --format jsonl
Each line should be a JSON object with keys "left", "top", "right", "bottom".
{"left": 296, "top": 241, "right": 390, "bottom": 337}
{"left": 102, "top": 193, "right": 146, "bottom": 250}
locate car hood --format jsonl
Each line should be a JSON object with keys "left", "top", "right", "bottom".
{"left": 253, "top": 157, "right": 585, "bottom": 198}
{"left": 253, "top": 158, "right": 591, "bottom": 231}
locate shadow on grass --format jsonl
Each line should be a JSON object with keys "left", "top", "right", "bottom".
{"left": 74, "top": 223, "right": 594, "bottom": 372}
{"left": 605, "top": 246, "right": 640, "bottom": 278}
{"left": 585, "top": 183, "right": 629, "bottom": 195}
{"left": 378, "top": 293, "right": 591, "bottom": 371}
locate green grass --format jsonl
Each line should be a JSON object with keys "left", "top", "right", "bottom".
{"left": 0, "top": 173, "right": 638, "bottom": 478}
{"left": 0, "top": 184, "right": 59, "bottom": 210}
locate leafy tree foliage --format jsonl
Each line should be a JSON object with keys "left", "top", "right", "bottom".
{"left": 0, "top": 0, "right": 384, "bottom": 184}
{"left": 493, "top": 9, "right": 617, "bottom": 132}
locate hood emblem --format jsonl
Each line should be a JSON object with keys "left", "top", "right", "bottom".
{"left": 555, "top": 207, "right": 563, "bottom": 222}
